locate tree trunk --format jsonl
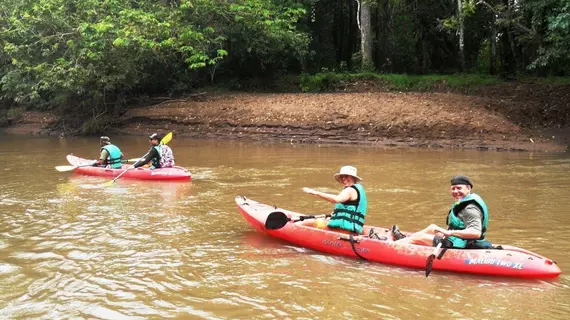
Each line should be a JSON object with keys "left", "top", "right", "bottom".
{"left": 359, "top": 1, "right": 374, "bottom": 71}
{"left": 457, "top": 0, "right": 466, "bottom": 71}
{"left": 489, "top": 12, "right": 497, "bottom": 75}
{"left": 421, "top": 36, "right": 430, "bottom": 73}
{"left": 375, "top": 0, "right": 392, "bottom": 71}
{"left": 347, "top": 0, "right": 357, "bottom": 70}
{"left": 506, "top": 0, "right": 518, "bottom": 74}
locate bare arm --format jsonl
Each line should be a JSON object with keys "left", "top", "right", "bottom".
{"left": 302, "top": 186, "right": 357, "bottom": 204}
{"left": 94, "top": 149, "right": 109, "bottom": 166}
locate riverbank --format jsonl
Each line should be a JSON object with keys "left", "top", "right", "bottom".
{"left": 3, "top": 81, "right": 569, "bottom": 152}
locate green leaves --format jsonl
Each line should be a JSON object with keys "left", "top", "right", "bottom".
{"left": 0, "top": 0, "right": 309, "bottom": 131}
{"left": 521, "top": 0, "right": 570, "bottom": 71}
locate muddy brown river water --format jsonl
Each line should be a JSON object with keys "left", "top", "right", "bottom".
{"left": 1, "top": 135, "right": 569, "bottom": 319}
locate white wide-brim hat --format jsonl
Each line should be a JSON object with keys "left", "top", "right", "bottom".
{"left": 334, "top": 165, "right": 362, "bottom": 183}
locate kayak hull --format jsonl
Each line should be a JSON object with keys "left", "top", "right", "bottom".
{"left": 67, "top": 155, "right": 191, "bottom": 181}
{"left": 235, "top": 196, "right": 561, "bottom": 279}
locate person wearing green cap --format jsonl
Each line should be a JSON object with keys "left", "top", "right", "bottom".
{"left": 391, "top": 175, "right": 491, "bottom": 249}
{"left": 93, "top": 136, "right": 123, "bottom": 169}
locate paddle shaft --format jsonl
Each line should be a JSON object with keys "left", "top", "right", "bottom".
{"left": 57, "top": 159, "right": 140, "bottom": 172}
{"left": 109, "top": 152, "right": 148, "bottom": 183}
{"left": 292, "top": 214, "right": 330, "bottom": 222}
{"left": 264, "top": 211, "right": 331, "bottom": 230}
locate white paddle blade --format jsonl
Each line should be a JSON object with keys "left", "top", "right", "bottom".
{"left": 55, "top": 165, "right": 77, "bottom": 172}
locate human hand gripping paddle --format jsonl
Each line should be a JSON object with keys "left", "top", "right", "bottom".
{"left": 103, "top": 132, "right": 173, "bottom": 185}
{"left": 55, "top": 158, "right": 143, "bottom": 172}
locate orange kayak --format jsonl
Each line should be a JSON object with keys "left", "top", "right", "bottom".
{"left": 235, "top": 196, "right": 561, "bottom": 279}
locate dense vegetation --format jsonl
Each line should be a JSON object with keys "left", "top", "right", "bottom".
{"left": 1, "top": 0, "right": 568, "bottom": 132}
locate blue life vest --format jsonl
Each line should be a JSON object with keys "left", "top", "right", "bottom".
{"left": 328, "top": 184, "right": 368, "bottom": 234}
{"left": 446, "top": 193, "right": 489, "bottom": 248}
{"left": 101, "top": 144, "right": 122, "bottom": 169}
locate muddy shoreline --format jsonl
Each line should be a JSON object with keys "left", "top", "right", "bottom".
{"left": 3, "top": 88, "right": 569, "bottom": 152}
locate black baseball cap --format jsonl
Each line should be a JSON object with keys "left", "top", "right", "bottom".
{"left": 451, "top": 175, "right": 473, "bottom": 188}
{"left": 149, "top": 133, "right": 164, "bottom": 141}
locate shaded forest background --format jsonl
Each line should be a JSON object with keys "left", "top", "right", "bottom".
{"left": 1, "top": 0, "right": 568, "bottom": 133}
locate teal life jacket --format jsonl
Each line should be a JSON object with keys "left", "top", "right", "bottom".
{"left": 101, "top": 144, "right": 122, "bottom": 169}
{"left": 328, "top": 184, "right": 368, "bottom": 234}
{"left": 151, "top": 145, "right": 162, "bottom": 168}
{"left": 446, "top": 193, "right": 489, "bottom": 248}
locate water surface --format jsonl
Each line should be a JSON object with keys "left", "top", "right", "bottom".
{"left": 1, "top": 135, "right": 569, "bottom": 319}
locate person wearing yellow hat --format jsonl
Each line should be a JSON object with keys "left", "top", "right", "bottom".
{"left": 93, "top": 136, "right": 123, "bottom": 169}
{"left": 302, "top": 165, "right": 368, "bottom": 234}
{"left": 392, "top": 175, "right": 491, "bottom": 249}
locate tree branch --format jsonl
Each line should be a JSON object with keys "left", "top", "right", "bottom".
{"left": 476, "top": 0, "right": 533, "bottom": 34}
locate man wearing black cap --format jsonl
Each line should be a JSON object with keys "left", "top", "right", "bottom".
{"left": 133, "top": 133, "right": 175, "bottom": 169}
{"left": 391, "top": 175, "right": 491, "bottom": 249}
{"left": 93, "top": 136, "right": 123, "bottom": 169}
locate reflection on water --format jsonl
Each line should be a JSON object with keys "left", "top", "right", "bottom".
{"left": 60, "top": 175, "right": 195, "bottom": 203}
{"left": 0, "top": 136, "right": 569, "bottom": 319}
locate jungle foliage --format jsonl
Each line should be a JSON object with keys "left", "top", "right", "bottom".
{"left": 0, "top": 0, "right": 568, "bottom": 132}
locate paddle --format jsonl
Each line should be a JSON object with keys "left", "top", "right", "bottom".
{"left": 55, "top": 158, "right": 142, "bottom": 172}
{"left": 103, "top": 132, "right": 173, "bottom": 185}
{"left": 265, "top": 211, "right": 331, "bottom": 230}
{"left": 55, "top": 163, "right": 97, "bottom": 172}
{"left": 425, "top": 241, "right": 443, "bottom": 277}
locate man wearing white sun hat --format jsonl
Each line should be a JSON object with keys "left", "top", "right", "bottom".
{"left": 302, "top": 165, "right": 368, "bottom": 234}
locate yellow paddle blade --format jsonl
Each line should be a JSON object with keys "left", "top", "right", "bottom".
{"left": 161, "top": 132, "right": 173, "bottom": 145}
{"left": 55, "top": 165, "right": 77, "bottom": 172}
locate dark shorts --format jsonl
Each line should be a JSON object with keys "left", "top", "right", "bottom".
{"left": 433, "top": 236, "right": 453, "bottom": 248}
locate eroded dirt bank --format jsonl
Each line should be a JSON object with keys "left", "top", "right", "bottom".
{"left": 115, "top": 88, "right": 569, "bottom": 152}
{"left": 4, "top": 84, "right": 570, "bottom": 152}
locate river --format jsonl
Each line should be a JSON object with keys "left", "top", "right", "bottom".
{"left": 1, "top": 135, "right": 569, "bottom": 319}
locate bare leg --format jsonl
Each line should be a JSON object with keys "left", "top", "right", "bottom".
{"left": 396, "top": 232, "right": 435, "bottom": 245}
{"left": 395, "top": 224, "right": 439, "bottom": 246}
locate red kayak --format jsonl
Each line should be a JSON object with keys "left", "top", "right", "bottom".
{"left": 66, "top": 155, "right": 191, "bottom": 181}
{"left": 236, "top": 196, "right": 561, "bottom": 279}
